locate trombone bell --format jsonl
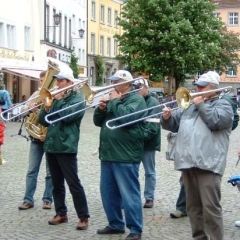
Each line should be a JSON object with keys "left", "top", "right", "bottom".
{"left": 176, "top": 87, "right": 191, "bottom": 109}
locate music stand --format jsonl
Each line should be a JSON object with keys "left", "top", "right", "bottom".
{"left": 11, "top": 116, "right": 29, "bottom": 141}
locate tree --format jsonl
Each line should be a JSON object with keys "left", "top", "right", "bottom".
{"left": 115, "top": 0, "right": 240, "bottom": 94}
{"left": 95, "top": 55, "right": 105, "bottom": 86}
{"left": 69, "top": 53, "right": 79, "bottom": 78}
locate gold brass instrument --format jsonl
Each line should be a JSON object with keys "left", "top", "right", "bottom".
{"left": 24, "top": 57, "right": 62, "bottom": 139}
{"left": 44, "top": 77, "right": 145, "bottom": 124}
{"left": 105, "top": 86, "right": 233, "bottom": 130}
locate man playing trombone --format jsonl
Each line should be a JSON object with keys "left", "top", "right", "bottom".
{"left": 133, "top": 78, "right": 161, "bottom": 208}
{"left": 93, "top": 70, "right": 147, "bottom": 240}
{"left": 161, "top": 71, "right": 233, "bottom": 240}
{"left": 38, "top": 70, "right": 90, "bottom": 230}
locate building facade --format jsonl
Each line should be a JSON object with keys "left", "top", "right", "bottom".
{"left": 0, "top": 0, "right": 87, "bottom": 103}
{"left": 87, "top": 0, "right": 124, "bottom": 86}
{"left": 214, "top": 0, "right": 240, "bottom": 94}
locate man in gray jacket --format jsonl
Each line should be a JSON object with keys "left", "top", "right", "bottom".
{"left": 161, "top": 71, "right": 233, "bottom": 240}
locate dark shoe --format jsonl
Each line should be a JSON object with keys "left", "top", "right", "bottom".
{"left": 125, "top": 233, "right": 142, "bottom": 240}
{"left": 48, "top": 215, "right": 68, "bottom": 225}
{"left": 43, "top": 202, "right": 52, "bottom": 210}
{"left": 170, "top": 210, "right": 187, "bottom": 218}
{"left": 143, "top": 200, "right": 153, "bottom": 208}
{"left": 76, "top": 217, "right": 88, "bottom": 230}
{"left": 97, "top": 226, "right": 125, "bottom": 234}
{"left": 18, "top": 202, "right": 34, "bottom": 210}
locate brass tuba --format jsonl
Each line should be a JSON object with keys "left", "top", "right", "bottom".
{"left": 24, "top": 57, "right": 69, "bottom": 139}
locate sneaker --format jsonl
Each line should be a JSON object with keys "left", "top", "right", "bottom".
{"left": 43, "top": 202, "right": 52, "bottom": 210}
{"left": 235, "top": 220, "right": 240, "bottom": 227}
{"left": 18, "top": 202, "right": 34, "bottom": 210}
{"left": 76, "top": 217, "right": 88, "bottom": 230}
{"left": 125, "top": 233, "right": 142, "bottom": 240}
{"left": 97, "top": 226, "right": 125, "bottom": 234}
{"left": 170, "top": 210, "right": 187, "bottom": 218}
{"left": 143, "top": 200, "right": 153, "bottom": 208}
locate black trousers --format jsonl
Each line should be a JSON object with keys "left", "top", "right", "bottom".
{"left": 46, "top": 152, "right": 89, "bottom": 219}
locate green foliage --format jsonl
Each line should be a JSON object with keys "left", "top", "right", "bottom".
{"left": 95, "top": 55, "right": 104, "bottom": 86}
{"left": 69, "top": 53, "right": 79, "bottom": 78}
{"left": 115, "top": 0, "right": 240, "bottom": 90}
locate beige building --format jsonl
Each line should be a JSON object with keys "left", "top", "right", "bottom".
{"left": 87, "top": 0, "right": 124, "bottom": 86}
{"left": 215, "top": 0, "right": 240, "bottom": 94}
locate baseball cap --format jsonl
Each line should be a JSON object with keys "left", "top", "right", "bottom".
{"left": 133, "top": 78, "right": 149, "bottom": 87}
{"left": 194, "top": 71, "right": 220, "bottom": 86}
{"left": 108, "top": 70, "right": 133, "bottom": 81}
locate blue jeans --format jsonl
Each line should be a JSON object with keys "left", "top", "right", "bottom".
{"left": 23, "top": 141, "right": 52, "bottom": 204}
{"left": 141, "top": 150, "right": 156, "bottom": 200}
{"left": 100, "top": 161, "right": 143, "bottom": 235}
{"left": 176, "top": 184, "right": 186, "bottom": 212}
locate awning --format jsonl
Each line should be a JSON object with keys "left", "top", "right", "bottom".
{"left": 2, "top": 68, "right": 43, "bottom": 81}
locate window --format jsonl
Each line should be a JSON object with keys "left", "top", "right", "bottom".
{"left": 82, "top": 49, "right": 85, "bottom": 65}
{"left": 0, "top": 22, "right": 4, "bottom": 47}
{"left": 91, "top": 33, "right": 95, "bottom": 54}
{"left": 226, "top": 66, "right": 237, "bottom": 77}
{"left": 91, "top": 1, "right": 96, "bottom": 20}
{"left": 228, "top": 12, "right": 238, "bottom": 26}
{"left": 24, "top": 26, "right": 31, "bottom": 50}
{"left": 78, "top": 48, "right": 82, "bottom": 62}
{"left": 108, "top": 8, "right": 112, "bottom": 25}
{"left": 72, "top": 14, "right": 76, "bottom": 33}
{"left": 100, "top": 5, "right": 105, "bottom": 23}
{"left": 7, "top": 24, "right": 15, "bottom": 49}
{"left": 114, "top": 39, "right": 118, "bottom": 56}
{"left": 114, "top": 10, "right": 118, "bottom": 28}
{"left": 107, "top": 37, "right": 111, "bottom": 56}
{"left": 214, "top": 12, "right": 220, "bottom": 18}
{"left": 100, "top": 36, "right": 104, "bottom": 55}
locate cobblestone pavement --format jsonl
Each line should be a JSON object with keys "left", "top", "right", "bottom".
{"left": 0, "top": 108, "right": 240, "bottom": 240}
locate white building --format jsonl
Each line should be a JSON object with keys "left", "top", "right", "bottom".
{"left": 0, "top": 0, "right": 87, "bottom": 103}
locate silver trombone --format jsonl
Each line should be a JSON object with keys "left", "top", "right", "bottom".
{"left": 106, "top": 85, "right": 232, "bottom": 130}
{"left": 44, "top": 77, "right": 145, "bottom": 124}
{"left": 45, "top": 87, "right": 143, "bottom": 124}
{"left": 106, "top": 100, "right": 178, "bottom": 130}
{"left": 1, "top": 79, "right": 87, "bottom": 121}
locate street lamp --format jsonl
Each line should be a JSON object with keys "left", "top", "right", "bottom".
{"left": 45, "top": 13, "right": 62, "bottom": 37}
{"left": 72, "top": 28, "right": 85, "bottom": 40}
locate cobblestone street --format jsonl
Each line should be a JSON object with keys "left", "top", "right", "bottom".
{"left": 0, "top": 108, "right": 240, "bottom": 240}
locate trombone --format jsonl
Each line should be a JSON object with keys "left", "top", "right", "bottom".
{"left": 106, "top": 85, "right": 232, "bottom": 130}
{"left": 1, "top": 79, "right": 88, "bottom": 121}
{"left": 44, "top": 77, "right": 145, "bottom": 124}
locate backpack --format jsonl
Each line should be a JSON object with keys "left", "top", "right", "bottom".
{"left": 221, "top": 95, "right": 239, "bottom": 131}
{"left": 0, "top": 92, "right": 5, "bottom": 105}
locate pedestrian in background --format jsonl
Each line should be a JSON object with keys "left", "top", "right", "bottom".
{"left": 93, "top": 70, "right": 147, "bottom": 240}
{"left": 161, "top": 71, "right": 233, "bottom": 240}
{"left": 0, "top": 106, "right": 6, "bottom": 165}
{"left": 133, "top": 78, "right": 161, "bottom": 208}
{"left": 38, "top": 69, "right": 90, "bottom": 230}
{"left": 0, "top": 84, "right": 12, "bottom": 119}
{"left": 18, "top": 70, "right": 53, "bottom": 210}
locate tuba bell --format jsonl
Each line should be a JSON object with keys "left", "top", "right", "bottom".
{"left": 24, "top": 57, "right": 73, "bottom": 139}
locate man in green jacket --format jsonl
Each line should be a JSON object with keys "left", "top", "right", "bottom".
{"left": 133, "top": 78, "right": 161, "bottom": 208}
{"left": 38, "top": 70, "right": 89, "bottom": 230}
{"left": 93, "top": 70, "right": 147, "bottom": 240}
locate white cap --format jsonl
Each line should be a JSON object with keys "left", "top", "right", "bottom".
{"left": 133, "top": 78, "right": 149, "bottom": 87}
{"left": 194, "top": 71, "right": 220, "bottom": 86}
{"left": 108, "top": 70, "right": 133, "bottom": 81}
